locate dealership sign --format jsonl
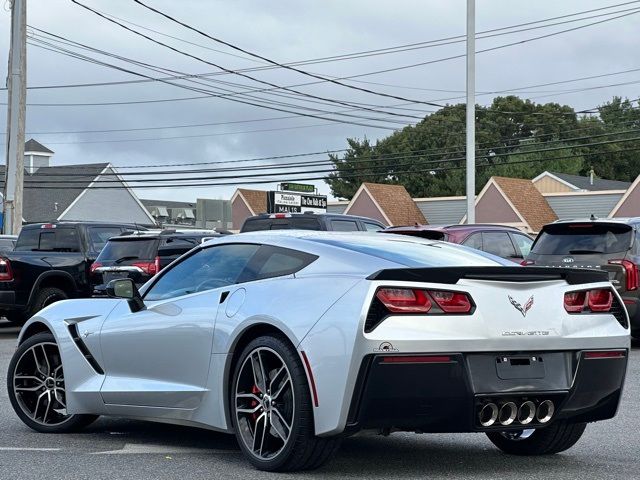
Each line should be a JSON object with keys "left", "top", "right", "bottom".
{"left": 268, "top": 191, "right": 327, "bottom": 213}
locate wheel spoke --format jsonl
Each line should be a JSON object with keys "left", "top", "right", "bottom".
{"left": 269, "top": 366, "right": 286, "bottom": 393}
{"left": 251, "top": 351, "right": 267, "bottom": 393}
{"left": 41, "top": 345, "right": 51, "bottom": 376}
{"left": 42, "top": 391, "right": 52, "bottom": 423}
{"left": 32, "top": 391, "right": 47, "bottom": 420}
{"left": 53, "top": 388, "right": 66, "bottom": 408}
{"left": 270, "top": 408, "right": 291, "bottom": 442}
{"left": 252, "top": 412, "right": 267, "bottom": 455}
{"left": 236, "top": 405, "right": 262, "bottom": 415}
{"left": 272, "top": 377, "right": 291, "bottom": 400}
{"left": 31, "top": 347, "right": 47, "bottom": 377}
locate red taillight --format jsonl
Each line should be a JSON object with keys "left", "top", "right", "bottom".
{"left": 565, "top": 289, "right": 614, "bottom": 313}
{"left": 376, "top": 288, "right": 432, "bottom": 313}
{"left": 40, "top": 223, "right": 56, "bottom": 229}
{"left": 520, "top": 259, "right": 535, "bottom": 266}
{"left": 154, "top": 255, "right": 161, "bottom": 274}
{"left": 609, "top": 259, "right": 639, "bottom": 291}
{"left": 564, "top": 291, "right": 586, "bottom": 313}
{"left": 90, "top": 262, "right": 103, "bottom": 274}
{"left": 0, "top": 258, "right": 13, "bottom": 281}
{"left": 587, "top": 289, "right": 613, "bottom": 312}
{"left": 584, "top": 350, "right": 626, "bottom": 359}
{"left": 132, "top": 260, "right": 158, "bottom": 276}
{"left": 428, "top": 290, "right": 473, "bottom": 313}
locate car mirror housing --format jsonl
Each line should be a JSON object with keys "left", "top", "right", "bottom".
{"left": 106, "top": 278, "right": 145, "bottom": 313}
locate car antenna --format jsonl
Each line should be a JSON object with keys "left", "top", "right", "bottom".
{"left": 590, "top": 214, "right": 598, "bottom": 221}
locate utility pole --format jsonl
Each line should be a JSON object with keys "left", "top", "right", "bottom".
{"left": 3, "top": 0, "right": 26, "bottom": 235}
{"left": 465, "top": 0, "right": 476, "bottom": 223}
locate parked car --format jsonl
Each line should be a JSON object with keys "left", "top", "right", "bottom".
{"left": 90, "top": 230, "right": 227, "bottom": 293}
{"left": 0, "top": 234, "right": 18, "bottom": 252}
{"left": 0, "top": 222, "right": 146, "bottom": 324}
{"left": 384, "top": 224, "right": 534, "bottom": 262}
{"left": 9, "top": 232, "right": 629, "bottom": 471}
{"left": 240, "top": 212, "right": 385, "bottom": 232}
{"left": 525, "top": 217, "right": 640, "bottom": 337}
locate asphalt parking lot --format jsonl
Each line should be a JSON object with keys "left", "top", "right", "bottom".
{"left": 0, "top": 322, "right": 637, "bottom": 480}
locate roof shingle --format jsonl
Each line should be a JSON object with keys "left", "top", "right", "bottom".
{"left": 362, "top": 182, "right": 427, "bottom": 226}
{"left": 549, "top": 171, "right": 630, "bottom": 191}
{"left": 237, "top": 188, "right": 267, "bottom": 215}
{"left": 492, "top": 176, "right": 557, "bottom": 232}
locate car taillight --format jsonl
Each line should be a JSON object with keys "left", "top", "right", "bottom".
{"left": 376, "top": 288, "right": 432, "bottom": 313}
{"left": 132, "top": 259, "right": 159, "bottom": 276}
{"left": 520, "top": 259, "right": 535, "bottom": 266}
{"left": 428, "top": 290, "right": 473, "bottom": 313}
{"left": 154, "top": 255, "right": 161, "bottom": 274}
{"left": 90, "top": 262, "right": 103, "bottom": 273}
{"left": 587, "top": 289, "right": 613, "bottom": 312}
{"left": 0, "top": 258, "right": 13, "bottom": 281}
{"left": 564, "top": 289, "right": 614, "bottom": 313}
{"left": 609, "top": 259, "right": 639, "bottom": 291}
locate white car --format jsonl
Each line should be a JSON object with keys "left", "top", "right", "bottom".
{"left": 7, "top": 232, "right": 629, "bottom": 471}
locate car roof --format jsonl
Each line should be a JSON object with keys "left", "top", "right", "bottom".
{"left": 385, "top": 223, "right": 524, "bottom": 233}
{"left": 550, "top": 217, "right": 640, "bottom": 226}
{"left": 111, "top": 232, "right": 221, "bottom": 241}
{"left": 21, "top": 221, "right": 147, "bottom": 229}
{"left": 246, "top": 212, "right": 384, "bottom": 223}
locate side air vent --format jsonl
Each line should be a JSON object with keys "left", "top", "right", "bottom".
{"left": 68, "top": 323, "right": 104, "bottom": 375}
{"left": 610, "top": 295, "right": 629, "bottom": 329}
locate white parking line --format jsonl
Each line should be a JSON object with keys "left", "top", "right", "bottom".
{"left": 0, "top": 447, "right": 61, "bottom": 452}
{"left": 91, "top": 443, "right": 237, "bottom": 455}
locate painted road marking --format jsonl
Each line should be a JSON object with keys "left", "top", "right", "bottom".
{"left": 0, "top": 447, "right": 61, "bottom": 452}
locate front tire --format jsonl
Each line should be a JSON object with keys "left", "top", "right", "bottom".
{"left": 7, "top": 333, "right": 98, "bottom": 433}
{"left": 29, "top": 287, "right": 68, "bottom": 318}
{"left": 486, "top": 422, "right": 587, "bottom": 455}
{"left": 231, "top": 335, "right": 341, "bottom": 471}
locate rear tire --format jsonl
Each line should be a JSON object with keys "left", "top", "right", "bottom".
{"left": 29, "top": 287, "right": 68, "bottom": 318}
{"left": 7, "top": 332, "right": 98, "bottom": 433}
{"left": 486, "top": 421, "right": 587, "bottom": 455}
{"left": 231, "top": 335, "right": 341, "bottom": 471}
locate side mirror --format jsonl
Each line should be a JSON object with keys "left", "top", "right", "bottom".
{"left": 106, "top": 278, "right": 145, "bottom": 313}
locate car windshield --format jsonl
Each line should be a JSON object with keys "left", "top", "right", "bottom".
{"left": 97, "top": 238, "right": 157, "bottom": 262}
{"left": 311, "top": 235, "right": 506, "bottom": 267}
{"left": 242, "top": 217, "right": 321, "bottom": 232}
{"left": 531, "top": 223, "right": 633, "bottom": 255}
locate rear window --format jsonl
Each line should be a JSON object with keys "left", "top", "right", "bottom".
{"left": 388, "top": 230, "right": 447, "bottom": 241}
{"left": 15, "top": 227, "right": 80, "bottom": 252}
{"left": 531, "top": 223, "right": 633, "bottom": 255}
{"left": 312, "top": 236, "right": 504, "bottom": 267}
{"left": 88, "top": 226, "right": 124, "bottom": 253}
{"left": 97, "top": 238, "right": 158, "bottom": 262}
{"left": 241, "top": 217, "right": 321, "bottom": 232}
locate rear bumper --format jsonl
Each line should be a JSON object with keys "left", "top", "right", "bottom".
{"left": 345, "top": 350, "right": 627, "bottom": 434}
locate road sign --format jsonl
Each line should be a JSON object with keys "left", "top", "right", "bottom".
{"left": 268, "top": 191, "right": 327, "bottom": 214}
{"left": 279, "top": 182, "right": 316, "bottom": 193}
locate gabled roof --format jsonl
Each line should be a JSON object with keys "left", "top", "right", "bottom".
{"left": 539, "top": 171, "right": 631, "bottom": 191}
{"left": 346, "top": 182, "right": 427, "bottom": 226}
{"left": 492, "top": 176, "right": 557, "bottom": 232}
{"left": 24, "top": 138, "right": 54, "bottom": 155}
{"left": 0, "top": 163, "right": 108, "bottom": 222}
{"left": 234, "top": 189, "right": 267, "bottom": 215}
{"left": 610, "top": 174, "right": 640, "bottom": 217}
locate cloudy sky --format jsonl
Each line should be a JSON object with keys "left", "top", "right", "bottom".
{"left": 1, "top": 0, "right": 639, "bottom": 202}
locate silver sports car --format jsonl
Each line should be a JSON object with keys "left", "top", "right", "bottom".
{"left": 8, "top": 232, "right": 629, "bottom": 471}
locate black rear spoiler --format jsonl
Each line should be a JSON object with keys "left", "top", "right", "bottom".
{"left": 367, "top": 266, "right": 608, "bottom": 285}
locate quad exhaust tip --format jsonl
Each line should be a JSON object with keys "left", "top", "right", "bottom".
{"left": 478, "top": 399, "right": 555, "bottom": 427}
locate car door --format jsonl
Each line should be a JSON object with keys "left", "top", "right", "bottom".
{"left": 99, "top": 243, "right": 260, "bottom": 410}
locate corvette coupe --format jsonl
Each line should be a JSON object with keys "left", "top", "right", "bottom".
{"left": 7, "top": 232, "right": 629, "bottom": 471}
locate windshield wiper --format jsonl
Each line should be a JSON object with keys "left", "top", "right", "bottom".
{"left": 568, "top": 249, "right": 604, "bottom": 254}
{"left": 114, "top": 255, "right": 139, "bottom": 264}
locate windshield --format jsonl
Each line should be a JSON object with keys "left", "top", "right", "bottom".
{"left": 242, "top": 217, "right": 321, "bottom": 232}
{"left": 97, "top": 238, "right": 158, "bottom": 262}
{"left": 531, "top": 223, "right": 633, "bottom": 255}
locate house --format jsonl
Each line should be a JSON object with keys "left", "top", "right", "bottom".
{"left": 1, "top": 139, "right": 156, "bottom": 225}
{"left": 610, "top": 174, "right": 640, "bottom": 218}
{"left": 231, "top": 188, "right": 267, "bottom": 229}
{"left": 342, "top": 182, "right": 427, "bottom": 226}
{"left": 141, "top": 199, "right": 197, "bottom": 226}
{"left": 532, "top": 171, "right": 631, "bottom": 193}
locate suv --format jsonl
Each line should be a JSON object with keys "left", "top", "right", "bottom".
{"left": 0, "top": 222, "right": 146, "bottom": 324}
{"left": 384, "top": 224, "right": 534, "bottom": 262}
{"left": 525, "top": 218, "right": 640, "bottom": 336}
{"left": 240, "top": 212, "right": 385, "bottom": 233}
{"left": 90, "top": 230, "right": 227, "bottom": 293}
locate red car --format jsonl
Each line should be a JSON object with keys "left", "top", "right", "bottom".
{"left": 384, "top": 224, "right": 534, "bottom": 263}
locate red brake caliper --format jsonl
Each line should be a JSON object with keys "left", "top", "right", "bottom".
{"left": 251, "top": 384, "right": 260, "bottom": 422}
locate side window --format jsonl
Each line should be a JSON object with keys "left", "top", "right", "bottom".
{"left": 240, "top": 245, "right": 318, "bottom": 282}
{"left": 28, "top": 228, "right": 80, "bottom": 252}
{"left": 363, "top": 222, "right": 383, "bottom": 232}
{"left": 482, "top": 232, "right": 517, "bottom": 258}
{"left": 14, "top": 229, "right": 39, "bottom": 251}
{"left": 462, "top": 233, "right": 482, "bottom": 250}
{"left": 144, "top": 244, "right": 259, "bottom": 301}
{"left": 510, "top": 233, "right": 533, "bottom": 258}
{"left": 330, "top": 220, "right": 359, "bottom": 231}
{"left": 159, "top": 237, "right": 199, "bottom": 257}
{"left": 88, "top": 227, "right": 124, "bottom": 253}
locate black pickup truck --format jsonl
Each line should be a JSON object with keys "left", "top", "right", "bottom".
{"left": 0, "top": 222, "right": 146, "bottom": 324}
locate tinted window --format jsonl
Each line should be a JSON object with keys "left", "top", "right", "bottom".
{"left": 240, "top": 245, "right": 318, "bottom": 281}
{"left": 145, "top": 244, "right": 259, "bottom": 301}
{"left": 532, "top": 223, "right": 633, "bottom": 255}
{"left": 0, "top": 239, "right": 15, "bottom": 250}
{"left": 159, "top": 237, "right": 200, "bottom": 257}
{"left": 97, "top": 238, "right": 158, "bottom": 262}
{"left": 330, "top": 220, "right": 359, "bottom": 232}
{"left": 15, "top": 228, "right": 80, "bottom": 252}
{"left": 482, "top": 232, "right": 517, "bottom": 258}
{"left": 88, "top": 227, "right": 124, "bottom": 253}
{"left": 312, "top": 236, "right": 504, "bottom": 267}
{"left": 462, "top": 233, "right": 482, "bottom": 249}
{"left": 363, "top": 222, "right": 383, "bottom": 232}
{"left": 241, "top": 217, "right": 321, "bottom": 232}
{"left": 511, "top": 233, "right": 533, "bottom": 257}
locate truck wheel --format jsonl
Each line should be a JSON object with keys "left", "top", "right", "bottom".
{"left": 486, "top": 422, "right": 587, "bottom": 455}
{"left": 30, "top": 288, "right": 68, "bottom": 318}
